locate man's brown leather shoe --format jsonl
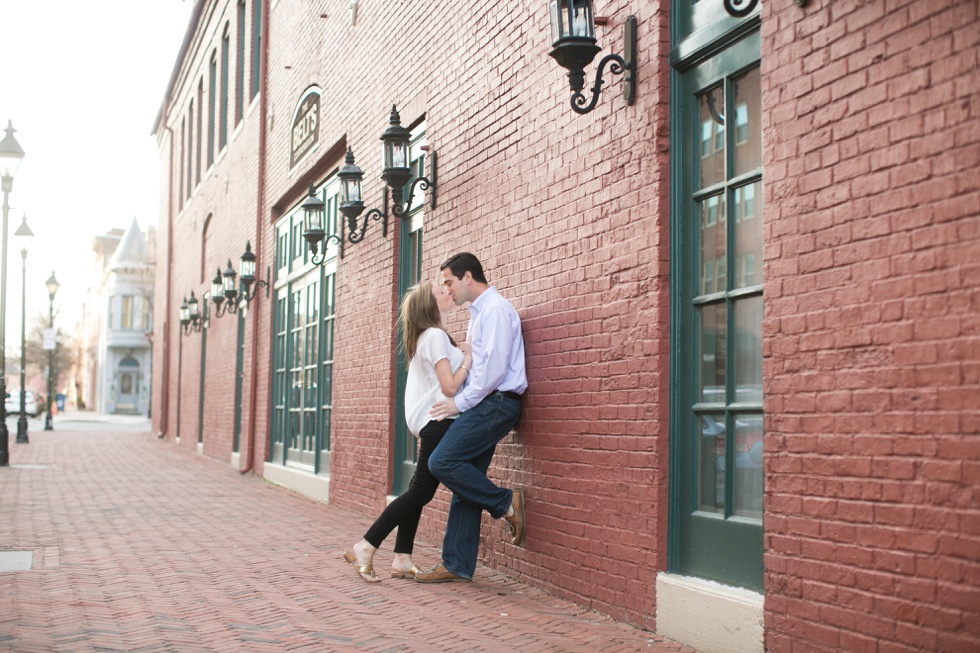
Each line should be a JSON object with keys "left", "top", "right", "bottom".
{"left": 504, "top": 487, "right": 526, "bottom": 546}
{"left": 414, "top": 564, "right": 471, "bottom": 583}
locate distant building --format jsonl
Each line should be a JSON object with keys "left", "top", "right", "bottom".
{"left": 80, "top": 219, "right": 155, "bottom": 415}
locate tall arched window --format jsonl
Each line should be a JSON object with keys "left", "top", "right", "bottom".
{"left": 236, "top": 1, "right": 246, "bottom": 125}
{"left": 220, "top": 24, "right": 230, "bottom": 149}
{"left": 179, "top": 117, "right": 185, "bottom": 205}
{"left": 208, "top": 51, "right": 217, "bottom": 168}
{"left": 250, "top": 0, "right": 261, "bottom": 100}
{"left": 187, "top": 99, "right": 194, "bottom": 200}
{"left": 196, "top": 79, "right": 203, "bottom": 184}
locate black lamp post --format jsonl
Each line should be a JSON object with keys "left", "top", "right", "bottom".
{"left": 14, "top": 214, "right": 33, "bottom": 444}
{"left": 0, "top": 120, "right": 25, "bottom": 466}
{"left": 44, "top": 271, "right": 58, "bottom": 431}
{"left": 548, "top": 0, "right": 636, "bottom": 114}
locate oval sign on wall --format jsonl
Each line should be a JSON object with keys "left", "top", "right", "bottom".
{"left": 290, "top": 87, "right": 320, "bottom": 168}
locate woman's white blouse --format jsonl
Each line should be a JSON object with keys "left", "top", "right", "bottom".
{"left": 405, "top": 328, "right": 464, "bottom": 436}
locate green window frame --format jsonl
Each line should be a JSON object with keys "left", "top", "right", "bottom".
{"left": 208, "top": 51, "right": 216, "bottom": 168}
{"left": 220, "top": 24, "right": 229, "bottom": 150}
{"left": 186, "top": 100, "right": 194, "bottom": 199}
{"left": 178, "top": 118, "right": 185, "bottom": 205}
{"left": 670, "top": 9, "right": 764, "bottom": 592}
{"left": 270, "top": 178, "right": 340, "bottom": 474}
{"left": 250, "top": 0, "right": 261, "bottom": 100}
{"left": 236, "top": 0, "right": 246, "bottom": 125}
{"left": 196, "top": 79, "right": 203, "bottom": 184}
{"left": 393, "top": 121, "right": 428, "bottom": 495}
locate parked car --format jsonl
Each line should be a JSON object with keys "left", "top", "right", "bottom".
{"left": 5, "top": 390, "right": 38, "bottom": 417}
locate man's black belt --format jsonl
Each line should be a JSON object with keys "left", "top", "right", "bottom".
{"left": 498, "top": 391, "right": 523, "bottom": 402}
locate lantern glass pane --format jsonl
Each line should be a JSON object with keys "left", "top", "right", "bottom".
{"left": 342, "top": 177, "right": 361, "bottom": 203}
{"left": 574, "top": 0, "right": 594, "bottom": 38}
{"left": 305, "top": 206, "right": 323, "bottom": 233}
{"left": 223, "top": 274, "right": 237, "bottom": 294}
{"left": 211, "top": 280, "right": 222, "bottom": 299}
{"left": 549, "top": 0, "right": 561, "bottom": 43}
{"left": 384, "top": 141, "right": 408, "bottom": 170}
{"left": 551, "top": 0, "right": 593, "bottom": 40}
{"left": 240, "top": 257, "right": 256, "bottom": 280}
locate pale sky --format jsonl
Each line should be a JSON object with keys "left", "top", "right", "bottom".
{"left": 0, "top": 0, "right": 194, "bottom": 348}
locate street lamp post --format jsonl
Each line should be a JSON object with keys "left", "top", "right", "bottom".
{"left": 15, "top": 215, "right": 33, "bottom": 444}
{"left": 0, "top": 121, "right": 25, "bottom": 465}
{"left": 44, "top": 271, "right": 59, "bottom": 431}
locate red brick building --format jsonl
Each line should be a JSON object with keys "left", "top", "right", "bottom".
{"left": 151, "top": 1, "right": 979, "bottom": 651}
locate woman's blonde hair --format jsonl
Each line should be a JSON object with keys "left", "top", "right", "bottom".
{"left": 400, "top": 282, "right": 455, "bottom": 367}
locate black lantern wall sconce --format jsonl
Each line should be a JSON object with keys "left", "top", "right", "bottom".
{"left": 548, "top": 0, "right": 636, "bottom": 114}
{"left": 209, "top": 241, "right": 270, "bottom": 317}
{"left": 179, "top": 291, "right": 203, "bottom": 335}
{"left": 302, "top": 183, "right": 344, "bottom": 265}
{"left": 337, "top": 147, "right": 389, "bottom": 244}
{"left": 303, "top": 105, "right": 437, "bottom": 259}
{"left": 379, "top": 105, "right": 436, "bottom": 220}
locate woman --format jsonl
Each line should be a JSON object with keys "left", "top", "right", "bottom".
{"left": 344, "top": 282, "right": 471, "bottom": 582}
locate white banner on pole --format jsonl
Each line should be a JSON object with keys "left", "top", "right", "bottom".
{"left": 42, "top": 328, "right": 56, "bottom": 351}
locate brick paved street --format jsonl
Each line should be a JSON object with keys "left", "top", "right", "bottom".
{"left": 1, "top": 421, "right": 697, "bottom": 653}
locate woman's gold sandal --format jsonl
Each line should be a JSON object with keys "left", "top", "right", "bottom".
{"left": 390, "top": 565, "right": 422, "bottom": 579}
{"left": 343, "top": 550, "right": 381, "bottom": 583}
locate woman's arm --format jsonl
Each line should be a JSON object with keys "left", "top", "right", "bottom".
{"left": 434, "top": 341, "right": 472, "bottom": 396}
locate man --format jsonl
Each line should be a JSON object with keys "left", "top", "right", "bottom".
{"left": 415, "top": 252, "right": 528, "bottom": 583}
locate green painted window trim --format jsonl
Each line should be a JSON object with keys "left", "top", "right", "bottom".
{"left": 393, "top": 126, "right": 428, "bottom": 495}
{"left": 269, "top": 180, "right": 340, "bottom": 474}
{"left": 669, "top": 17, "right": 764, "bottom": 592}
{"left": 220, "top": 24, "right": 230, "bottom": 150}
{"left": 236, "top": 0, "right": 246, "bottom": 125}
{"left": 250, "top": 0, "right": 261, "bottom": 100}
{"left": 208, "top": 52, "right": 216, "bottom": 168}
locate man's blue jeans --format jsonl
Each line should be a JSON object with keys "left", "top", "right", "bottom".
{"left": 428, "top": 392, "right": 522, "bottom": 579}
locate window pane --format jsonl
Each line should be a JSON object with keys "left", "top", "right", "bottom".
{"left": 236, "top": 0, "right": 245, "bottom": 124}
{"left": 290, "top": 370, "right": 301, "bottom": 407}
{"left": 288, "top": 411, "right": 300, "bottom": 449}
{"left": 220, "top": 26, "right": 229, "bottom": 148}
{"left": 733, "top": 181, "right": 763, "bottom": 288}
{"left": 733, "top": 415, "right": 763, "bottom": 519}
{"left": 734, "top": 296, "right": 763, "bottom": 404}
{"left": 699, "top": 193, "right": 727, "bottom": 294}
{"left": 733, "top": 66, "right": 761, "bottom": 176}
{"left": 121, "top": 296, "right": 134, "bottom": 329}
{"left": 698, "top": 86, "right": 725, "bottom": 188}
{"left": 698, "top": 302, "right": 727, "bottom": 403}
{"left": 698, "top": 413, "right": 726, "bottom": 513}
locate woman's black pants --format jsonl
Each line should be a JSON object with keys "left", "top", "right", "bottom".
{"left": 363, "top": 419, "right": 451, "bottom": 554}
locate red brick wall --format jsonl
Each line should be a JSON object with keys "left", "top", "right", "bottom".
{"left": 762, "top": 1, "right": 980, "bottom": 651}
{"left": 153, "top": 0, "right": 264, "bottom": 460}
{"left": 255, "top": 0, "right": 673, "bottom": 628}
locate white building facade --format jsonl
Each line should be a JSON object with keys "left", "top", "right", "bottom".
{"left": 92, "top": 219, "right": 155, "bottom": 416}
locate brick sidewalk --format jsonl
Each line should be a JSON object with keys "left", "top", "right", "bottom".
{"left": 0, "top": 430, "right": 697, "bottom": 653}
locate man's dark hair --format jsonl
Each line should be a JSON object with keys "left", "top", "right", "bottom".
{"left": 440, "top": 252, "right": 488, "bottom": 284}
